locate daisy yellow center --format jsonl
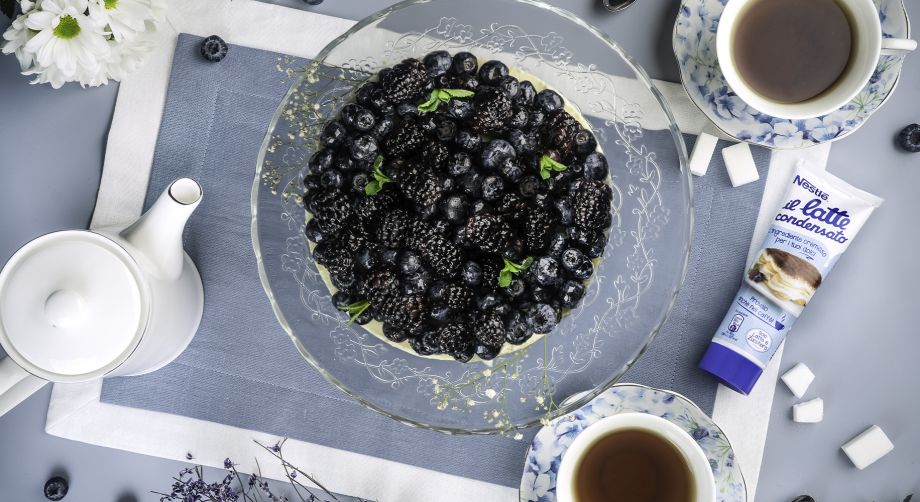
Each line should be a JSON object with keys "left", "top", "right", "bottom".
{"left": 104, "top": 0, "right": 118, "bottom": 9}
{"left": 53, "top": 15, "right": 81, "bottom": 39}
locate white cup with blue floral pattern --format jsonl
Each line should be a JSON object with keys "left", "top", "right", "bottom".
{"left": 556, "top": 412, "right": 716, "bottom": 502}
{"left": 717, "top": 0, "right": 916, "bottom": 120}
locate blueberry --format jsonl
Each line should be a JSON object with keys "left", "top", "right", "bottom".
{"left": 429, "top": 304, "right": 451, "bottom": 323}
{"left": 440, "top": 176, "right": 457, "bottom": 193}
{"left": 528, "top": 303, "right": 559, "bottom": 333}
{"left": 460, "top": 171, "right": 483, "bottom": 198}
{"left": 399, "top": 251, "right": 422, "bottom": 275}
{"left": 371, "top": 114, "right": 395, "bottom": 138}
{"left": 555, "top": 197, "right": 574, "bottom": 225}
{"left": 304, "top": 218, "right": 325, "bottom": 243}
{"left": 493, "top": 302, "right": 512, "bottom": 317}
{"left": 461, "top": 261, "right": 482, "bottom": 286}
{"left": 583, "top": 152, "right": 609, "bottom": 180}
{"left": 451, "top": 52, "right": 478, "bottom": 75}
{"left": 504, "top": 311, "right": 533, "bottom": 345}
{"left": 561, "top": 248, "right": 587, "bottom": 272}
{"left": 448, "top": 99, "right": 473, "bottom": 120}
{"left": 507, "top": 129, "right": 537, "bottom": 154}
{"left": 334, "top": 152, "right": 356, "bottom": 172}
{"left": 456, "top": 130, "right": 483, "bottom": 153}
{"left": 352, "top": 108, "right": 376, "bottom": 132}
{"left": 476, "top": 344, "right": 500, "bottom": 360}
{"left": 411, "top": 332, "right": 440, "bottom": 356}
{"left": 470, "top": 199, "right": 489, "bottom": 214}
{"left": 434, "top": 116, "right": 458, "bottom": 141}
{"left": 356, "top": 247, "right": 378, "bottom": 270}
{"left": 440, "top": 194, "right": 469, "bottom": 223}
{"left": 431, "top": 219, "right": 451, "bottom": 236}
{"left": 535, "top": 89, "right": 564, "bottom": 112}
{"left": 533, "top": 256, "right": 561, "bottom": 287}
{"left": 354, "top": 308, "right": 373, "bottom": 325}
{"left": 366, "top": 88, "right": 394, "bottom": 114}
{"left": 530, "top": 286, "right": 556, "bottom": 303}
{"left": 309, "top": 148, "right": 334, "bottom": 173}
{"left": 304, "top": 174, "right": 322, "bottom": 192}
{"left": 507, "top": 107, "right": 529, "bottom": 129}
{"left": 423, "top": 50, "right": 452, "bottom": 77}
{"left": 897, "top": 123, "right": 920, "bottom": 152}
{"left": 428, "top": 281, "right": 448, "bottom": 301}
{"left": 570, "top": 259, "right": 594, "bottom": 281}
{"left": 418, "top": 114, "right": 438, "bottom": 132}
{"left": 44, "top": 476, "right": 69, "bottom": 501}
{"left": 455, "top": 73, "right": 480, "bottom": 92}
{"left": 200, "top": 35, "right": 228, "bottom": 62}
{"left": 790, "top": 496, "right": 816, "bottom": 502}
{"left": 477, "top": 293, "right": 503, "bottom": 310}
{"left": 320, "top": 169, "right": 344, "bottom": 189}
{"left": 500, "top": 157, "right": 524, "bottom": 182}
{"left": 381, "top": 249, "right": 400, "bottom": 269}
{"left": 519, "top": 175, "right": 540, "bottom": 198}
{"left": 383, "top": 323, "right": 409, "bottom": 343}
{"left": 478, "top": 60, "right": 509, "bottom": 85}
{"left": 559, "top": 280, "right": 586, "bottom": 308}
{"left": 402, "top": 271, "right": 430, "bottom": 295}
{"left": 481, "top": 139, "right": 516, "bottom": 170}
{"left": 349, "top": 135, "right": 379, "bottom": 162}
{"left": 574, "top": 128, "right": 597, "bottom": 154}
{"left": 303, "top": 0, "right": 323, "bottom": 5}
{"left": 586, "top": 232, "right": 608, "bottom": 258}
{"left": 481, "top": 175, "right": 505, "bottom": 201}
{"left": 547, "top": 232, "right": 567, "bottom": 257}
{"left": 502, "top": 278, "right": 525, "bottom": 298}
{"left": 447, "top": 152, "right": 472, "bottom": 176}
{"left": 355, "top": 82, "right": 377, "bottom": 106}
{"left": 516, "top": 80, "right": 537, "bottom": 106}
{"left": 321, "top": 122, "right": 347, "bottom": 147}
{"left": 527, "top": 109, "right": 546, "bottom": 130}
{"left": 567, "top": 226, "right": 599, "bottom": 249}
{"left": 502, "top": 238, "right": 525, "bottom": 262}
{"left": 397, "top": 102, "right": 422, "bottom": 117}
{"left": 498, "top": 76, "right": 520, "bottom": 98}
{"left": 340, "top": 104, "right": 361, "bottom": 128}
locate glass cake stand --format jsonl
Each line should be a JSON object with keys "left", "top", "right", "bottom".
{"left": 252, "top": 0, "right": 692, "bottom": 434}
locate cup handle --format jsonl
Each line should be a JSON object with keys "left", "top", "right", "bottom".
{"left": 0, "top": 356, "right": 48, "bottom": 417}
{"left": 881, "top": 38, "right": 918, "bottom": 56}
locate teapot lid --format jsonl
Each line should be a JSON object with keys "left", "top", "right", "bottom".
{"left": 0, "top": 231, "right": 149, "bottom": 381}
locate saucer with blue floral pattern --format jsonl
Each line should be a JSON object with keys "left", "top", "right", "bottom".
{"left": 673, "top": 0, "right": 911, "bottom": 149}
{"left": 519, "top": 384, "right": 746, "bottom": 502}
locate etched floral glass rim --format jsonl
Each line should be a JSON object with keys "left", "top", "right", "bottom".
{"left": 252, "top": 0, "right": 694, "bottom": 434}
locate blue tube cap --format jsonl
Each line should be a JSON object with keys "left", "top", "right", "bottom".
{"left": 699, "top": 342, "right": 763, "bottom": 395}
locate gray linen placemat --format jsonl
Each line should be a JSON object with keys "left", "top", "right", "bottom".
{"left": 100, "top": 34, "right": 769, "bottom": 489}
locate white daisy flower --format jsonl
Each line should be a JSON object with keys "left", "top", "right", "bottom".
{"left": 22, "top": 0, "right": 111, "bottom": 87}
{"left": 2, "top": 15, "right": 35, "bottom": 71}
{"left": 88, "top": 0, "right": 159, "bottom": 42}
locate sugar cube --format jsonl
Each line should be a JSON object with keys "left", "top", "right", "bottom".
{"left": 721, "top": 142, "right": 760, "bottom": 187}
{"left": 792, "top": 398, "right": 823, "bottom": 423}
{"left": 842, "top": 425, "right": 894, "bottom": 469}
{"left": 781, "top": 363, "right": 815, "bottom": 398}
{"left": 689, "top": 133, "right": 719, "bottom": 176}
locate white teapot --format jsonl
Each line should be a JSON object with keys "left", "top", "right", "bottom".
{"left": 0, "top": 178, "right": 205, "bottom": 416}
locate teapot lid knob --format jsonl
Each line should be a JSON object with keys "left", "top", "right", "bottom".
{"left": 44, "top": 290, "right": 86, "bottom": 328}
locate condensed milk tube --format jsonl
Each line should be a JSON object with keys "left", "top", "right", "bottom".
{"left": 700, "top": 164, "right": 882, "bottom": 394}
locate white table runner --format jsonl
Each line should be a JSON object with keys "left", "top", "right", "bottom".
{"left": 41, "top": 1, "right": 831, "bottom": 499}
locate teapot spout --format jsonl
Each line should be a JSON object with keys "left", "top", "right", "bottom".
{"left": 121, "top": 178, "right": 202, "bottom": 280}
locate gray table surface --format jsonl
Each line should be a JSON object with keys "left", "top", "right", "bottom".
{"left": 0, "top": 1, "right": 918, "bottom": 501}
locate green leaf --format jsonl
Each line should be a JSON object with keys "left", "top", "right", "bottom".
{"left": 0, "top": 0, "right": 15, "bottom": 19}
{"left": 442, "top": 88, "right": 475, "bottom": 98}
{"left": 372, "top": 154, "right": 384, "bottom": 170}
{"left": 437, "top": 89, "right": 452, "bottom": 101}
{"left": 365, "top": 157, "right": 391, "bottom": 196}
{"left": 417, "top": 89, "right": 441, "bottom": 113}
{"left": 338, "top": 300, "right": 370, "bottom": 324}
{"left": 539, "top": 154, "right": 568, "bottom": 180}
{"left": 364, "top": 181, "right": 382, "bottom": 195}
{"left": 498, "top": 257, "right": 534, "bottom": 286}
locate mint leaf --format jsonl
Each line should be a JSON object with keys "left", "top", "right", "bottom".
{"left": 365, "top": 156, "right": 391, "bottom": 196}
{"left": 338, "top": 300, "right": 370, "bottom": 324}
{"left": 417, "top": 88, "right": 475, "bottom": 113}
{"left": 442, "top": 88, "right": 475, "bottom": 98}
{"left": 498, "top": 257, "right": 533, "bottom": 286}
{"left": 372, "top": 154, "right": 384, "bottom": 170}
{"left": 417, "top": 89, "right": 441, "bottom": 113}
{"left": 1, "top": 0, "right": 16, "bottom": 19}
{"left": 539, "top": 154, "right": 568, "bottom": 180}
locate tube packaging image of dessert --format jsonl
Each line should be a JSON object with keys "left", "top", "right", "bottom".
{"left": 748, "top": 247, "right": 822, "bottom": 313}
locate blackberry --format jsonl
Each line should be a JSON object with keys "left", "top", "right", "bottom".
{"left": 478, "top": 60, "right": 509, "bottom": 86}
{"left": 310, "top": 190, "right": 352, "bottom": 235}
{"left": 360, "top": 269, "right": 400, "bottom": 304}
{"left": 523, "top": 207, "right": 557, "bottom": 253}
{"left": 423, "top": 50, "right": 452, "bottom": 77}
{"left": 541, "top": 110, "right": 581, "bottom": 162}
{"left": 473, "top": 311, "right": 506, "bottom": 348}
{"left": 384, "top": 119, "right": 426, "bottom": 157}
{"left": 377, "top": 294, "right": 427, "bottom": 333}
{"left": 441, "top": 283, "right": 474, "bottom": 311}
{"left": 470, "top": 87, "right": 514, "bottom": 135}
{"left": 402, "top": 270, "right": 431, "bottom": 295}
{"left": 418, "top": 233, "right": 463, "bottom": 278}
{"left": 383, "top": 322, "right": 410, "bottom": 343}
{"left": 435, "top": 323, "right": 476, "bottom": 362}
{"left": 353, "top": 188, "right": 397, "bottom": 228}
{"left": 479, "top": 258, "right": 503, "bottom": 288}
{"left": 377, "top": 209, "right": 413, "bottom": 248}
{"left": 463, "top": 213, "right": 513, "bottom": 254}
{"left": 380, "top": 58, "right": 430, "bottom": 103}
{"left": 497, "top": 192, "right": 527, "bottom": 220}
{"left": 451, "top": 52, "right": 478, "bottom": 75}
{"left": 395, "top": 163, "right": 442, "bottom": 213}
{"left": 315, "top": 240, "right": 353, "bottom": 277}
{"left": 419, "top": 141, "right": 449, "bottom": 170}
{"left": 200, "top": 35, "right": 228, "bottom": 62}
{"left": 572, "top": 180, "right": 613, "bottom": 230}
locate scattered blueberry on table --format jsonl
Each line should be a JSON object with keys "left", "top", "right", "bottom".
{"left": 303, "top": 0, "right": 324, "bottom": 5}
{"left": 897, "top": 123, "right": 920, "bottom": 152}
{"left": 43, "top": 476, "right": 68, "bottom": 501}
{"left": 200, "top": 35, "right": 229, "bottom": 63}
